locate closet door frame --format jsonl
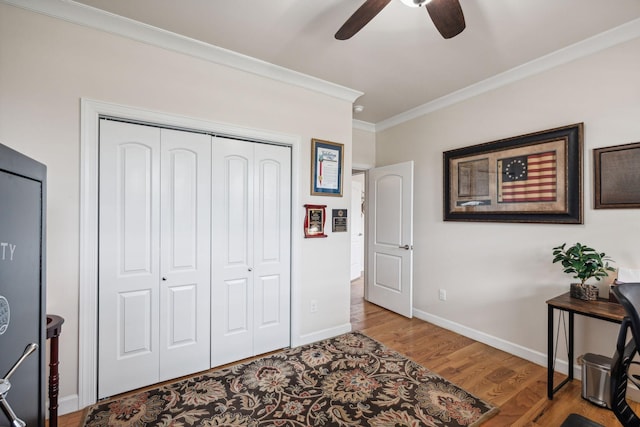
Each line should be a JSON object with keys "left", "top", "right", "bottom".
{"left": 78, "top": 99, "right": 303, "bottom": 408}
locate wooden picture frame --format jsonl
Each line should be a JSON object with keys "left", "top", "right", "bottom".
{"left": 311, "top": 139, "right": 343, "bottom": 197}
{"left": 304, "top": 204, "right": 327, "bottom": 238}
{"left": 594, "top": 141, "right": 640, "bottom": 209}
{"left": 443, "top": 123, "right": 583, "bottom": 223}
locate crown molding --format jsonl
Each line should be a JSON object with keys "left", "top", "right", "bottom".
{"left": 7, "top": 0, "right": 638, "bottom": 131}
{"left": 2, "top": 0, "right": 363, "bottom": 104}
{"left": 376, "top": 17, "right": 640, "bottom": 132}
{"left": 352, "top": 119, "right": 376, "bottom": 132}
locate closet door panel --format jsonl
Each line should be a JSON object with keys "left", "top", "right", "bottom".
{"left": 226, "top": 156, "right": 250, "bottom": 265}
{"left": 99, "top": 120, "right": 160, "bottom": 399}
{"left": 119, "top": 290, "right": 152, "bottom": 354}
{"left": 166, "top": 285, "right": 197, "bottom": 343}
{"left": 159, "top": 129, "right": 211, "bottom": 380}
{"left": 121, "top": 144, "right": 155, "bottom": 273}
{"left": 253, "top": 144, "right": 291, "bottom": 355}
{"left": 226, "top": 278, "right": 250, "bottom": 332}
{"left": 211, "top": 138, "right": 254, "bottom": 366}
{"left": 257, "top": 274, "right": 281, "bottom": 325}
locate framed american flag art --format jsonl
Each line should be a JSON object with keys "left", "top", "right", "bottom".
{"left": 443, "top": 123, "right": 583, "bottom": 223}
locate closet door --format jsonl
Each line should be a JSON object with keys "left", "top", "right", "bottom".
{"left": 99, "top": 120, "right": 161, "bottom": 398}
{"left": 211, "top": 138, "right": 291, "bottom": 366}
{"left": 211, "top": 138, "right": 254, "bottom": 365}
{"left": 253, "top": 143, "right": 291, "bottom": 355}
{"left": 159, "top": 129, "right": 211, "bottom": 381}
{"left": 99, "top": 121, "right": 211, "bottom": 398}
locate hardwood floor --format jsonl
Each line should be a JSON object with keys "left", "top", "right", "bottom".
{"left": 56, "top": 277, "right": 632, "bottom": 426}
{"left": 350, "top": 278, "right": 631, "bottom": 426}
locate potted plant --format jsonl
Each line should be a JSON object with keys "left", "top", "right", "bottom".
{"left": 552, "top": 242, "right": 615, "bottom": 300}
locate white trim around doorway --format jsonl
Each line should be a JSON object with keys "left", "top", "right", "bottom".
{"left": 78, "top": 98, "right": 302, "bottom": 409}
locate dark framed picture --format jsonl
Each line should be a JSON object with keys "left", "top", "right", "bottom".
{"left": 332, "top": 209, "right": 348, "bottom": 232}
{"left": 304, "top": 204, "right": 327, "bottom": 238}
{"left": 443, "top": 123, "right": 583, "bottom": 223}
{"left": 594, "top": 142, "right": 640, "bottom": 209}
{"left": 311, "top": 139, "right": 343, "bottom": 197}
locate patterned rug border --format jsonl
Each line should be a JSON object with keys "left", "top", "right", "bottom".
{"left": 344, "top": 332, "right": 500, "bottom": 427}
{"left": 345, "top": 332, "right": 500, "bottom": 426}
{"left": 84, "top": 331, "right": 500, "bottom": 426}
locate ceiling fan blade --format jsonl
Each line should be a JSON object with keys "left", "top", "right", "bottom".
{"left": 335, "top": 0, "right": 392, "bottom": 40}
{"left": 426, "top": 0, "right": 466, "bottom": 39}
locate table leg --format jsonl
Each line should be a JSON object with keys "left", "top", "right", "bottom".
{"left": 46, "top": 315, "right": 64, "bottom": 427}
{"left": 568, "top": 311, "right": 574, "bottom": 381}
{"left": 549, "top": 307, "right": 575, "bottom": 398}
{"left": 48, "top": 335, "right": 60, "bottom": 427}
{"left": 548, "top": 305, "right": 554, "bottom": 399}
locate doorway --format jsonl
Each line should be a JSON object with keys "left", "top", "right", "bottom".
{"left": 350, "top": 171, "right": 366, "bottom": 281}
{"left": 356, "top": 162, "right": 414, "bottom": 319}
{"left": 97, "top": 119, "right": 292, "bottom": 398}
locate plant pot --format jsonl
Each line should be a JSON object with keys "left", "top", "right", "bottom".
{"left": 570, "top": 283, "right": 599, "bottom": 301}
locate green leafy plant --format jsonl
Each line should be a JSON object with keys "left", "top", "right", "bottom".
{"left": 552, "top": 242, "right": 615, "bottom": 286}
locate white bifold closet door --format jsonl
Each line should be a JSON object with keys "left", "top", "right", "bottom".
{"left": 211, "top": 137, "right": 291, "bottom": 367}
{"left": 98, "top": 120, "right": 211, "bottom": 399}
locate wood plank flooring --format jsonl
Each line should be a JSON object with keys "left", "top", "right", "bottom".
{"left": 55, "top": 278, "right": 634, "bottom": 426}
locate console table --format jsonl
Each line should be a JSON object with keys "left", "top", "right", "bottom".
{"left": 546, "top": 292, "right": 625, "bottom": 399}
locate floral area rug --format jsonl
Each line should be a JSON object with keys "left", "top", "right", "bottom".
{"left": 83, "top": 332, "right": 498, "bottom": 426}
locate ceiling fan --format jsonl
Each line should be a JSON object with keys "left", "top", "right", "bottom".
{"left": 335, "top": 0, "right": 466, "bottom": 40}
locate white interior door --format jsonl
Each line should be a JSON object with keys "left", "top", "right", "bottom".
{"left": 366, "top": 161, "right": 414, "bottom": 318}
{"left": 350, "top": 179, "right": 364, "bottom": 280}
{"left": 99, "top": 120, "right": 211, "bottom": 398}
{"left": 252, "top": 143, "right": 291, "bottom": 355}
{"left": 211, "top": 137, "right": 291, "bottom": 366}
{"left": 211, "top": 138, "right": 254, "bottom": 365}
{"left": 158, "top": 129, "right": 211, "bottom": 381}
{"left": 99, "top": 120, "right": 161, "bottom": 398}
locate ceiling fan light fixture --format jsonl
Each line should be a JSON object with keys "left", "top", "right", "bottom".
{"left": 399, "top": 0, "right": 431, "bottom": 8}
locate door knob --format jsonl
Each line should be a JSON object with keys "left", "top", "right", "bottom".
{"left": 248, "top": 268, "right": 253, "bottom": 272}
{"left": 162, "top": 277, "right": 167, "bottom": 281}
{"left": 398, "top": 244, "right": 412, "bottom": 250}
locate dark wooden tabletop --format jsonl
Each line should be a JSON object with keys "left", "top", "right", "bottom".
{"left": 46, "top": 314, "right": 65, "bottom": 339}
{"left": 546, "top": 292, "right": 626, "bottom": 323}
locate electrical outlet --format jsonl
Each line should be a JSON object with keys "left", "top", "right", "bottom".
{"left": 310, "top": 299, "right": 318, "bottom": 313}
{"left": 439, "top": 289, "right": 447, "bottom": 301}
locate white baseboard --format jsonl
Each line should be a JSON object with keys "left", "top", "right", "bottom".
{"left": 295, "top": 323, "right": 352, "bottom": 347}
{"left": 53, "top": 393, "right": 79, "bottom": 416}
{"left": 412, "top": 308, "right": 575, "bottom": 376}
{"left": 411, "top": 310, "right": 640, "bottom": 404}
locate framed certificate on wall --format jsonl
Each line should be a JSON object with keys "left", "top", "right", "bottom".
{"left": 311, "top": 139, "right": 343, "bottom": 197}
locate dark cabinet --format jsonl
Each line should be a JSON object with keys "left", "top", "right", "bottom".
{"left": 0, "top": 142, "right": 46, "bottom": 427}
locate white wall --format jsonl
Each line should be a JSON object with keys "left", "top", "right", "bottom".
{"left": 376, "top": 36, "right": 640, "bottom": 370}
{"left": 353, "top": 126, "right": 376, "bottom": 169}
{"left": 0, "top": 3, "right": 354, "bottom": 412}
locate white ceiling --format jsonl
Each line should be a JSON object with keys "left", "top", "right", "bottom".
{"left": 71, "top": 0, "right": 640, "bottom": 124}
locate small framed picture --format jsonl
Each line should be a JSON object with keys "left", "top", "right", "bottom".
{"left": 594, "top": 142, "right": 640, "bottom": 209}
{"left": 304, "top": 204, "right": 327, "bottom": 238}
{"left": 311, "top": 139, "right": 343, "bottom": 197}
{"left": 332, "top": 209, "right": 348, "bottom": 232}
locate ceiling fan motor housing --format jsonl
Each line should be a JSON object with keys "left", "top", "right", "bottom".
{"left": 401, "top": 0, "right": 431, "bottom": 7}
